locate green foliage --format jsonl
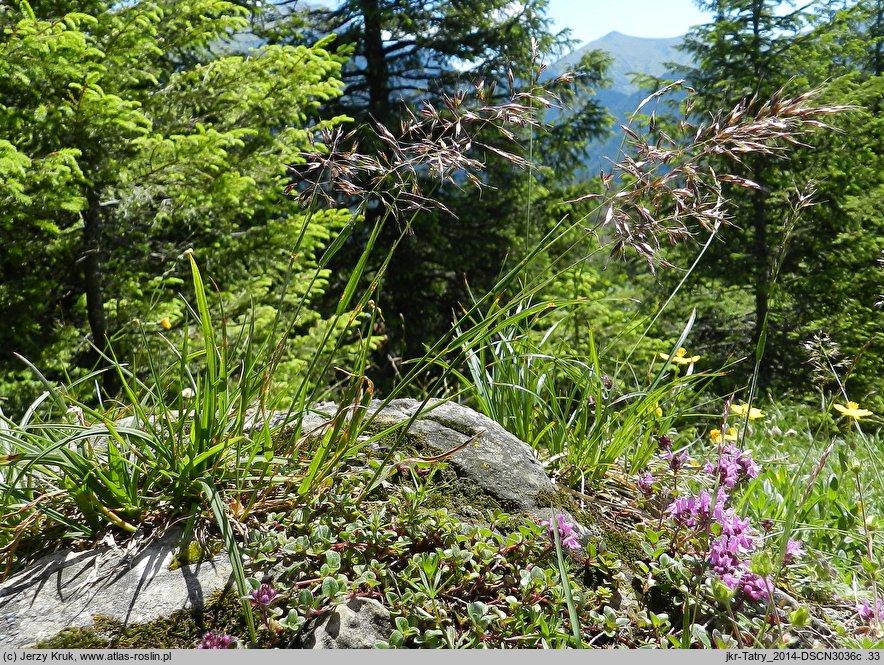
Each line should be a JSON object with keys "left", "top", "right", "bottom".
{"left": 779, "top": 74, "right": 884, "bottom": 409}
{"left": 0, "top": 0, "right": 350, "bottom": 413}
{"left": 244, "top": 466, "right": 642, "bottom": 648}
{"left": 2, "top": 0, "right": 883, "bottom": 649}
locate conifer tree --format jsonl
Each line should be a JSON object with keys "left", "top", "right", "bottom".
{"left": 0, "top": 0, "right": 349, "bottom": 408}
{"left": 667, "top": 0, "right": 882, "bottom": 400}
{"left": 264, "top": 0, "right": 611, "bottom": 372}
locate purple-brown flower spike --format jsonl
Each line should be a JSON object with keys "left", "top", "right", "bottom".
{"left": 248, "top": 583, "right": 279, "bottom": 608}
{"left": 198, "top": 631, "right": 236, "bottom": 649}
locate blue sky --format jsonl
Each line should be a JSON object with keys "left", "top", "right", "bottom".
{"left": 546, "top": 0, "right": 713, "bottom": 45}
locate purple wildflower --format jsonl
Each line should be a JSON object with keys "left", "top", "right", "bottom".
{"left": 637, "top": 472, "right": 656, "bottom": 495}
{"left": 709, "top": 537, "right": 743, "bottom": 576}
{"left": 721, "top": 572, "right": 741, "bottom": 590}
{"left": 722, "top": 571, "right": 770, "bottom": 602}
{"left": 198, "top": 631, "right": 237, "bottom": 649}
{"left": 855, "top": 599, "right": 884, "bottom": 622}
{"left": 667, "top": 495, "right": 697, "bottom": 527}
{"left": 541, "top": 514, "right": 581, "bottom": 550}
{"left": 703, "top": 458, "right": 739, "bottom": 488}
{"left": 739, "top": 453, "right": 761, "bottom": 479}
{"left": 663, "top": 449, "right": 688, "bottom": 472}
{"left": 248, "top": 583, "right": 279, "bottom": 608}
{"left": 695, "top": 490, "right": 729, "bottom": 528}
{"left": 666, "top": 490, "right": 729, "bottom": 530}
{"left": 657, "top": 435, "right": 673, "bottom": 452}
{"left": 709, "top": 512, "right": 755, "bottom": 576}
{"left": 784, "top": 539, "right": 804, "bottom": 563}
{"left": 738, "top": 573, "right": 771, "bottom": 602}
{"left": 703, "top": 444, "right": 761, "bottom": 488}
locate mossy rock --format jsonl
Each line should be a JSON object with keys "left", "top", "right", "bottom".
{"left": 34, "top": 588, "right": 248, "bottom": 649}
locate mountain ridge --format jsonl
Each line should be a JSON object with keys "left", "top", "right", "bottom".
{"left": 549, "top": 31, "right": 693, "bottom": 175}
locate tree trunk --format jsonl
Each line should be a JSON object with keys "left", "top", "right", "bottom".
{"left": 358, "top": 0, "right": 390, "bottom": 121}
{"left": 83, "top": 192, "right": 118, "bottom": 396}
{"left": 874, "top": 0, "right": 883, "bottom": 77}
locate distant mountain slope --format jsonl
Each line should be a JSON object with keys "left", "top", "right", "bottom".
{"left": 549, "top": 31, "right": 693, "bottom": 176}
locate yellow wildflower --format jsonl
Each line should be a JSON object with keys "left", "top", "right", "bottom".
{"left": 159, "top": 317, "right": 172, "bottom": 330}
{"left": 655, "top": 405, "right": 663, "bottom": 418}
{"left": 658, "top": 347, "right": 700, "bottom": 366}
{"left": 833, "top": 401, "right": 873, "bottom": 420}
{"left": 731, "top": 403, "right": 764, "bottom": 420}
{"left": 709, "top": 427, "right": 739, "bottom": 444}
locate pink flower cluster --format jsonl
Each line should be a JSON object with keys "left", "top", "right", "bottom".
{"left": 667, "top": 489, "right": 728, "bottom": 529}
{"left": 651, "top": 426, "right": 810, "bottom": 605}
{"left": 708, "top": 511, "right": 754, "bottom": 576}
{"left": 198, "top": 631, "right": 236, "bottom": 649}
{"left": 722, "top": 571, "right": 771, "bottom": 602}
{"left": 666, "top": 488, "right": 798, "bottom": 603}
{"left": 541, "top": 514, "right": 581, "bottom": 550}
{"left": 702, "top": 443, "right": 761, "bottom": 488}
{"left": 248, "top": 583, "right": 279, "bottom": 608}
{"left": 855, "top": 598, "right": 884, "bottom": 622}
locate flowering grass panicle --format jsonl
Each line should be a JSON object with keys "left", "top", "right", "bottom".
{"left": 571, "top": 87, "right": 850, "bottom": 269}
{"left": 286, "top": 75, "right": 553, "bottom": 220}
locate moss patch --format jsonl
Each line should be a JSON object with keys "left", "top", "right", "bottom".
{"left": 33, "top": 587, "right": 248, "bottom": 649}
{"left": 421, "top": 415, "right": 480, "bottom": 438}
{"left": 34, "top": 627, "right": 111, "bottom": 649}
{"left": 601, "top": 527, "right": 645, "bottom": 565}
{"left": 413, "top": 462, "right": 510, "bottom": 519}
{"left": 535, "top": 487, "right": 580, "bottom": 513}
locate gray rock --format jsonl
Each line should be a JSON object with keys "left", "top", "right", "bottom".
{"left": 301, "top": 598, "right": 392, "bottom": 649}
{"left": 376, "top": 399, "right": 600, "bottom": 542}
{"left": 371, "top": 399, "right": 558, "bottom": 512}
{"left": 0, "top": 529, "right": 232, "bottom": 649}
{"left": 263, "top": 398, "right": 601, "bottom": 542}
